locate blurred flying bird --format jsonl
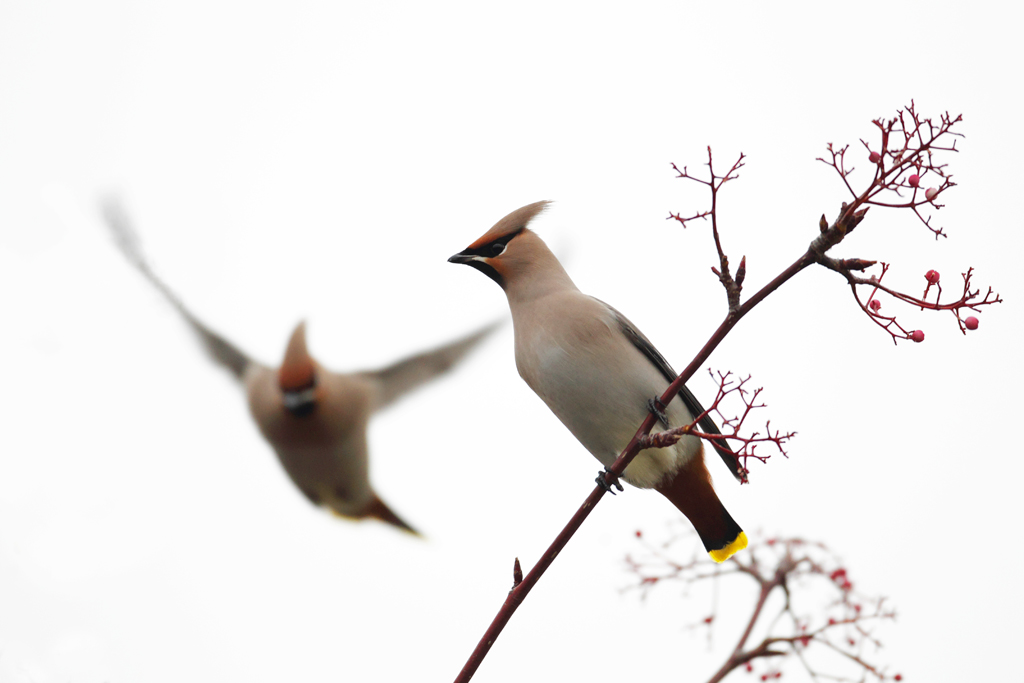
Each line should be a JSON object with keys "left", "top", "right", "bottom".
{"left": 103, "top": 199, "right": 497, "bottom": 535}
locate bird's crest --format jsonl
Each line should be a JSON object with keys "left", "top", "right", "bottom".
{"left": 467, "top": 200, "right": 551, "bottom": 249}
{"left": 278, "top": 321, "right": 316, "bottom": 391}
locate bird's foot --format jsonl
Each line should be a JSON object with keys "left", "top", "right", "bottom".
{"left": 595, "top": 467, "right": 624, "bottom": 495}
{"left": 647, "top": 397, "right": 670, "bottom": 428}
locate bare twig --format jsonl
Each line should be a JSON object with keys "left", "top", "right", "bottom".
{"left": 625, "top": 530, "right": 901, "bottom": 683}
{"left": 639, "top": 370, "right": 794, "bottom": 476}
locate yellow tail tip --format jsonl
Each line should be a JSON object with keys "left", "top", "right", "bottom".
{"left": 709, "top": 531, "right": 748, "bottom": 563}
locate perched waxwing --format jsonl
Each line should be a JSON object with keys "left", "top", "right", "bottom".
{"left": 449, "top": 201, "right": 746, "bottom": 561}
{"left": 103, "top": 200, "right": 497, "bottom": 535}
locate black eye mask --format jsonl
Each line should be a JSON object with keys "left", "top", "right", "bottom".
{"left": 283, "top": 384, "right": 317, "bottom": 417}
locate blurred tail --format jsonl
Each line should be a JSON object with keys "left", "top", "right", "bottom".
{"left": 364, "top": 495, "right": 420, "bottom": 536}
{"left": 331, "top": 494, "right": 420, "bottom": 536}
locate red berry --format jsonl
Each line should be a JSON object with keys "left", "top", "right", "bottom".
{"left": 925, "top": 269, "right": 940, "bottom": 284}
{"left": 925, "top": 187, "right": 938, "bottom": 201}
{"left": 965, "top": 316, "right": 979, "bottom": 330}
{"left": 746, "top": 663, "right": 753, "bottom": 672}
{"left": 704, "top": 616, "right": 714, "bottom": 624}
{"left": 761, "top": 676, "right": 769, "bottom": 682}
{"left": 911, "top": 330, "right": 925, "bottom": 343}
{"left": 869, "top": 299, "right": 881, "bottom": 312}
{"left": 894, "top": 676, "right": 902, "bottom": 682}
{"left": 869, "top": 151, "right": 881, "bottom": 163}
{"left": 635, "top": 530, "right": 642, "bottom": 538}
{"left": 908, "top": 174, "right": 920, "bottom": 188}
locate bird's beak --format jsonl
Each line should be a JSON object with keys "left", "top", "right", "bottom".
{"left": 448, "top": 247, "right": 506, "bottom": 288}
{"left": 448, "top": 251, "right": 478, "bottom": 265}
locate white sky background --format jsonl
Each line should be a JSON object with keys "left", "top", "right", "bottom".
{"left": 1, "top": 1, "right": 1021, "bottom": 681}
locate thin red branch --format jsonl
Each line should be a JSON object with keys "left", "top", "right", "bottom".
{"left": 625, "top": 531, "right": 900, "bottom": 683}
{"left": 638, "top": 371, "right": 794, "bottom": 473}
{"left": 827, "top": 260, "right": 1003, "bottom": 344}
{"left": 670, "top": 149, "right": 747, "bottom": 310}
{"left": 818, "top": 101, "right": 963, "bottom": 239}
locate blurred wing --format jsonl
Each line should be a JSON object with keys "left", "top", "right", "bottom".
{"left": 599, "top": 299, "right": 743, "bottom": 481}
{"left": 101, "top": 198, "right": 254, "bottom": 381}
{"left": 361, "top": 321, "right": 500, "bottom": 411}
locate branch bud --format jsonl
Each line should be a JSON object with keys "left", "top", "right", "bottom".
{"left": 736, "top": 256, "right": 747, "bottom": 286}
{"left": 850, "top": 206, "right": 869, "bottom": 231}
{"left": 819, "top": 214, "right": 828, "bottom": 233}
{"left": 513, "top": 558, "right": 523, "bottom": 587}
{"left": 840, "top": 258, "right": 877, "bottom": 271}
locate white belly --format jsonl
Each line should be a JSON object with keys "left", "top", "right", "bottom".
{"left": 515, "top": 307, "right": 701, "bottom": 488}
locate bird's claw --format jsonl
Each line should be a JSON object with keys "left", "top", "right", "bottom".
{"left": 647, "top": 397, "right": 670, "bottom": 428}
{"left": 596, "top": 467, "right": 624, "bottom": 494}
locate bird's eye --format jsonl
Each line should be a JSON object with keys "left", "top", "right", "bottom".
{"left": 490, "top": 241, "right": 506, "bottom": 256}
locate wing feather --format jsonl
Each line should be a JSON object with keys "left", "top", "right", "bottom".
{"left": 360, "top": 321, "right": 499, "bottom": 411}
{"left": 101, "top": 198, "right": 253, "bottom": 381}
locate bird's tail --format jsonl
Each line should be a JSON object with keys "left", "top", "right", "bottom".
{"left": 655, "top": 449, "right": 747, "bottom": 563}
{"left": 358, "top": 495, "right": 421, "bottom": 536}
